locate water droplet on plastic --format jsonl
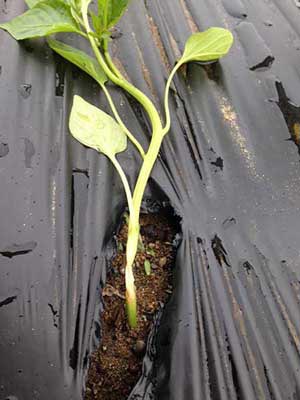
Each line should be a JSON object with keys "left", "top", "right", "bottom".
{"left": 0, "top": 142, "right": 9, "bottom": 158}
{"left": 19, "top": 84, "right": 32, "bottom": 99}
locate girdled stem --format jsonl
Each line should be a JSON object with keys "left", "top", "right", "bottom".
{"left": 124, "top": 129, "right": 165, "bottom": 285}
{"left": 110, "top": 156, "right": 137, "bottom": 328}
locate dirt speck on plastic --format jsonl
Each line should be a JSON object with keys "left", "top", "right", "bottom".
{"left": 0, "top": 142, "right": 9, "bottom": 158}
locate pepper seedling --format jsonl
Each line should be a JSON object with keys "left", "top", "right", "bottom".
{"left": 0, "top": 0, "right": 233, "bottom": 328}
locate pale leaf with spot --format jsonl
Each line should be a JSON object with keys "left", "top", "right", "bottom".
{"left": 69, "top": 95, "right": 127, "bottom": 159}
{"left": 179, "top": 27, "right": 234, "bottom": 64}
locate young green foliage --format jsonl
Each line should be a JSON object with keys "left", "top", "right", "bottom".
{"left": 25, "top": 0, "right": 44, "bottom": 8}
{"left": 0, "top": 0, "right": 82, "bottom": 40}
{"left": 144, "top": 260, "right": 151, "bottom": 276}
{"left": 179, "top": 27, "right": 234, "bottom": 64}
{"left": 0, "top": 0, "right": 233, "bottom": 328}
{"left": 98, "top": 0, "right": 129, "bottom": 31}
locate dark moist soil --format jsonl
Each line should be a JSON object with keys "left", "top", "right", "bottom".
{"left": 85, "top": 212, "right": 177, "bottom": 400}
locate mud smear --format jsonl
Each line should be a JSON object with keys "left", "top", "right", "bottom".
{"left": 0, "top": 142, "right": 9, "bottom": 158}
{"left": 0, "top": 295, "right": 17, "bottom": 308}
{"left": 222, "top": 0, "right": 247, "bottom": 19}
{"left": 249, "top": 55, "right": 275, "bottom": 71}
{"left": 274, "top": 81, "right": 300, "bottom": 155}
{"left": 202, "top": 62, "right": 222, "bottom": 83}
{"left": 211, "top": 156, "right": 224, "bottom": 171}
{"left": 0, "top": 241, "right": 37, "bottom": 258}
{"left": 236, "top": 22, "right": 274, "bottom": 71}
{"left": 211, "top": 234, "right": 230, "bottom": 267}
{"left": 222, "top": 217, "right": 237, "bottom": 230}
{"left": 55, "top": 56, "right": 66, "bottom": 97}
{"left": 242, "top": 261, "right": 254, "bottom": 275}
{"left": 48, "top": 303, "right": 59, "bottom": 328}
{"left": 69, "top": 301, "right": 81, "bottom": 370}
{"left": 19, "top": 84, "right": 32, "bottom": 99}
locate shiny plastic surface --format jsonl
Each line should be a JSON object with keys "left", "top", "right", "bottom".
{"left": 1, "top": 0, "right": 300, "bottom": 399}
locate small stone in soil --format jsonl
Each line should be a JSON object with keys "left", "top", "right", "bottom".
{"left": 159, "top": 257, "right": 167, "bottom": 267}
{"left": 132, "top": 340, "right": 146, "bottom": 355}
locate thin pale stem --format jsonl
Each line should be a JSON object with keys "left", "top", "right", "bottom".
{"left": 110, "top": 156, "right": 134, "bottom": 217}
{"left": 162, "top": 62, "right": 182, "bottom": 135}
{"left": 104, "top": 49, "right": 124, "bottom": 80}
{"left": 102, "top": 84, "right": 145, "bottom": 158}
{"left": 103, "top": 0, "right": 108, "bottom": 28}
{"left": 77, "top": 30, "right": 89, "bottom": 39}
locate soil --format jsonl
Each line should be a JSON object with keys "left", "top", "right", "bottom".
{"left": 85, "top": 211, "right": 178, "bottom": 400}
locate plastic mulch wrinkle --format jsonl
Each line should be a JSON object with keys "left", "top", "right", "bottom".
{"left": 1, "top": 1, "right": 300, "bottom": 400}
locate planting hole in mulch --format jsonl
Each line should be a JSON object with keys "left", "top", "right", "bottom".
{"left": 85, "top": 209, "right": 180, "bottom": 400}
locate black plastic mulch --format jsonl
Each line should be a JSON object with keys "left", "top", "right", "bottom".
{"left": 1, "top": 0, "right": 300, "bottom": 399}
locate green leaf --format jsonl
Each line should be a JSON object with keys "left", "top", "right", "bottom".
{"left": 70, "top": 0, "right": 81, "bottom": 9}
{"left": 0, "top": 0, "right": 81, "bottom": 40}
{"left": 117, "top": 241, "right": 124, "bottom": 252}
{"left": 90, "top": 11, "right": 102, "bottom": 35}
{"left": 69, "top": 95, "right": 127, "bottom": 158}
{"left": 48, "top": 39, "right": 107, "bottom": 85}
{"left": 98, "top": 0, "right": 129, "bottom": 31}
{"left": 25, "top": 0, "right": 43, "bottom": 8}
{"left": 179, "top": 27, "right": 234, "bottom": 64}
{"left": 144, "top": 260, "right": 151, "bottom": 276}
{"left": 25, "top": 0, "right": 73, "bottom": 7}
